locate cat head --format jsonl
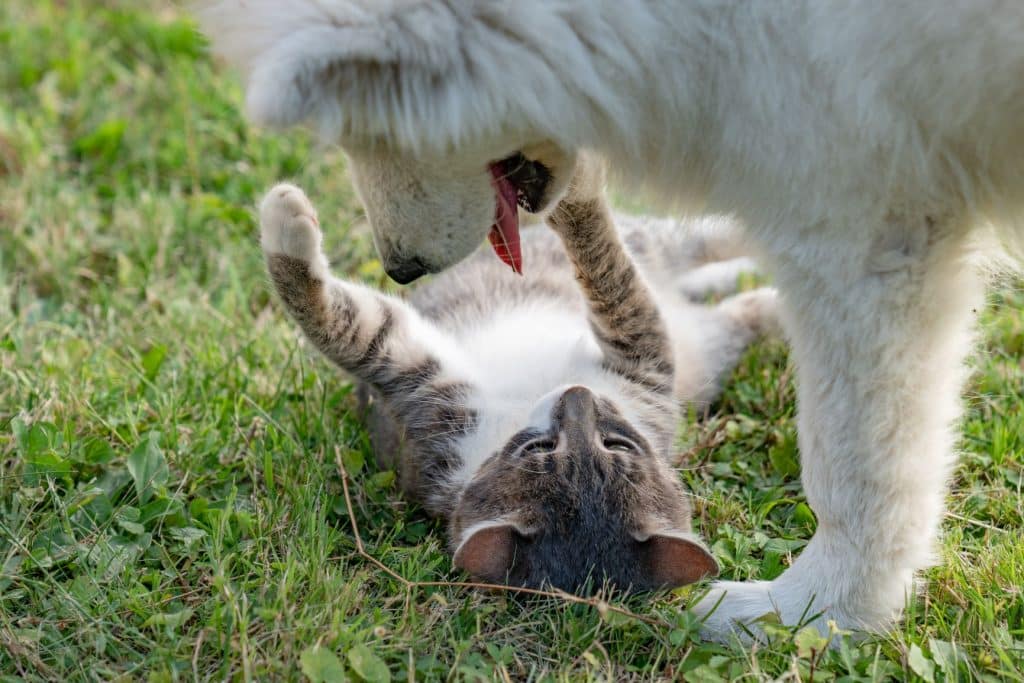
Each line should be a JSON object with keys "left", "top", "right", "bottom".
{"left": 449, "top": 385, "right": 717, "bottom": 594}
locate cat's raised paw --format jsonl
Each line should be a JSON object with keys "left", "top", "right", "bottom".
{"left": 259, "top": 183, "right": 322, "bottom": 263}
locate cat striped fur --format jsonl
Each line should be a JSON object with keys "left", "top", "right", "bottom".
{"left": 261, "top": 159, "right": 777, "bottom": 592}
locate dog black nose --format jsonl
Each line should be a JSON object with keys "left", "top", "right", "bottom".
{"left": 385, "top": 257, "right": 429, "bottom": 284}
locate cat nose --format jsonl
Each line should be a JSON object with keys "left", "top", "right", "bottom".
{"left": 556, "top": 386, "right": 598, "bottom": 436}
{"left": 384, "top": 256, "right": 429, "bottom": 284}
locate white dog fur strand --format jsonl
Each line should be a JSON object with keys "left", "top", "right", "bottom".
{"left": 199, "top": 0, "right": 1024, "bottom": 639}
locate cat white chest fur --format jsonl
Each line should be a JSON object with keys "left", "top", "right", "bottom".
{"left": 459, "top": 302, "right": 603, "bottom": 396}
{"left": 451, "top": 302, "right": 608, "bottom": 477}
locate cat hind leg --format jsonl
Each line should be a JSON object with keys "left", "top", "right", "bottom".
{"left": 716, "top": 288, "right": 781, "bottom": 338}
{"left": 678, "top": 257, "right": 761, "bottom": 301}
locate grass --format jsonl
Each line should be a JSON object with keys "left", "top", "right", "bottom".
{"left": 1, "top": 1, "right": 1022, "bottom": 680}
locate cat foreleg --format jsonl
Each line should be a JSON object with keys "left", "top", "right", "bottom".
{"left": 549, "top": 160, "right": 674, "bottom": 392}
{"left": 260, "top": 184, "right": 470, "bottom": 402}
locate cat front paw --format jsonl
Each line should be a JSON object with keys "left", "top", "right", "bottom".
{"left": 259, "top": 183, "right": 322, "bottom": 263}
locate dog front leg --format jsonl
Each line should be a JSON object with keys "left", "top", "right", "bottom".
{"left": 695, "top": 216, "right": 983, "bottom": 639}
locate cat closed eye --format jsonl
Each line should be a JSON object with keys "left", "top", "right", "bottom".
{"left": 602, "top": 436, "right": 636, "bottom": 453}
{"left": 520, "top": 438, "right": 556, "bottom": 456}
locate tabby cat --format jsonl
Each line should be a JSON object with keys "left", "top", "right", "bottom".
{"left": 260, "top": 158, "right": 777, "bottom": 593}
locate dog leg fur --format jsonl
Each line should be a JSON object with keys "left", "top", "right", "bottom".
{"left": 696, "top": 213, "right": 983, "bottom": 638}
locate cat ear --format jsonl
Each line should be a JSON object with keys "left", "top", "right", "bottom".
{"left": 452, "top": 522, "right": 521, "bottom": 583}
{"left": 640, "top": 532, "right": 719, "bottom": 587}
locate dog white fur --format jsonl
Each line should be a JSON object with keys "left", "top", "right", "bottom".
{"left": 198, "top": 1, "right": 1024, "bottom": 639}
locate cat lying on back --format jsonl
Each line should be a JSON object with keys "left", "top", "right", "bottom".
{"left": 260, "top": 157, "right": 778, "bottom": 593}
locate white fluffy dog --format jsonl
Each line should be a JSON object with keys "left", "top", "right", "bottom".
{"left": 198, "top": 1, "right": 1024, "bottom": 639}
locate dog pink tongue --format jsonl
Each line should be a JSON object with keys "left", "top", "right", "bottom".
{"left": 488, "top": 163, "right": 523, "bottom": 274}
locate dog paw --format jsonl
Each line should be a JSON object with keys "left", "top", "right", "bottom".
{"left": 693, "top": 579, "right": 835, "bottom": 643}
{"left": 260, "top": 183, "right": 321, "bottom": 262}
{"left": 693, "top": 580, "right": 779, "bottom": 643}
